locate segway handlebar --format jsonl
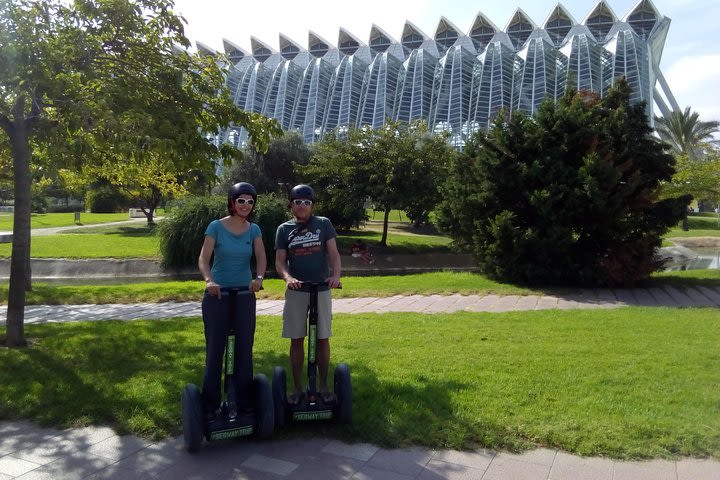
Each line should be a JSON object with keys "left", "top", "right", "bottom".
{"left": 301, "top": 281, "right": 342, "bottom": 289}
{"left": 219, "top": 286, "right": 250, "bottom": 292}
{"left": 217, "top": 285, "right": 263, "bottom": 295}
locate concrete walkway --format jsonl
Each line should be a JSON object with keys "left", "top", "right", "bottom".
{"left": 1, "top": 291, "right": 719, "bottom": 479}
{"left": 2, "top": 285, "right": 720, "bottom": 326}
{"left": 1, "top": 420, "right": 718, "bottom": 480}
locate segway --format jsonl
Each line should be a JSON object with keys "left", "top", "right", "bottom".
{"left": 181, "top": 287, "right": 273, "bottom": 452}
{"left": 272, "top": 281, "right": 352, "bottom": 429}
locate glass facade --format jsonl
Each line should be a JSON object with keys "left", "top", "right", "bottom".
{"left": 213, "top": 0, "right": 673, "bottom": 148}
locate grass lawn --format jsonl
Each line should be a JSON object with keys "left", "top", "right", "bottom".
{"left": 2, "top": 212, "right": 717, "bottom": 258}
{"left": 0, "top": 221, "right": 452, "bottom": 258}
{"left": 667, "top": 215, "right": 720, "bottom": 238}
{"left": 0, "top": 307, "right": 717, "bottom": 459}
{"left": 0, "top": 227, "right": 160, "bottom": 258}
{"left": 0, "top": 212, "right": 133, "bottom": 230}
{"left": 1, "top": 272, "right": 537, "bottom": 304}
{"left": 3, "top": 270, "right": 719, "bottom": 305}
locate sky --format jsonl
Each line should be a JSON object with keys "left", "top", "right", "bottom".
{"left": 171, "top": 0, "right": 720, "bottom": 125}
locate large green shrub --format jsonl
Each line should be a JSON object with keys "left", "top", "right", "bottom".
{"left": 438, "top": 79, "right": 690, "bottom": 287}
{"left": 158, "top": 193, "right": 289, "bottom": 269}
{"left": 84, "top": 185, "right": 130, "bottom": 213}
{"left": 252, "top": 192, "right": 291, "bottom": 266}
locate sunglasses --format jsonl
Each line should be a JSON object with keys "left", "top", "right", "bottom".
{"left": 292, "top": 199, "right": 313, "bottom": 206}
{"left": 234, "top": 198, "right": 255, "bottom": 205}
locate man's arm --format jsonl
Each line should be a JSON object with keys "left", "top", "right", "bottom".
{"left": 276, "top": 248, "right": 301, "bottom": 289}
{"left": 325, "top": 237, "right": 342, "bottom": 288}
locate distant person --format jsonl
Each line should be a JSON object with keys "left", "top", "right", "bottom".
{"left": 275, "top": 184, "right": 341, "bottom": 405}
{"left": 197, "top": 182, "right": 266, "bottom": 421}
{"left": 351, "top": 239, "right": 374, "bottom": 264}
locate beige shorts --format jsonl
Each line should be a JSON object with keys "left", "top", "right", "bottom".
{"left": 282, "top": 289, "right": 333, "bottom": 339}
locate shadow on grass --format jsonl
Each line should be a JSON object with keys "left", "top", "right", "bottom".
{"left": 0, "top": 318, "right": 504, "bottom": 451}
{"left": 65, "top": 225, "right": 156, "bottom": 237}
{"left": 0, "top": 319, "right": 199, "bottom": 439}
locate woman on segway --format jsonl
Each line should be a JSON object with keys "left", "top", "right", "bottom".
{"left": 197, "top": 182, "right": 266, "bottom": 423}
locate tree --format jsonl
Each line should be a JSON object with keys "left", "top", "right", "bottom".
{"left": 218, "top": 131, "right": 308, "bottom": 195}
{"left": 301, "top": 129, "right": 370, "bottom": 230}
{"left": 438, "top": 80, "right": 689, "bottom": 287}
{"left": 399, "top": 125, "right": 456, "bottom": 228}
{"left": 0, "top": 0, "right": 281, "bottom": 347}
{"left": 75, "top": 153, "right": 190, "bottom": 223}
{"left": 654, "top": 107, "right": 719, "bottom": 159}
{"left": 662, "top": 147, "right": 720, "bottom": 213}
{"left": 303, "top": 121, "right": 453, "bottom": 243}
{"left": 362, "top": 120, "right": 453, "bottom": 243}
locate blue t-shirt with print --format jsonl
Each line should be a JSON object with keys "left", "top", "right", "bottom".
{"left": 274, "top": 215, "right": 337, "bottom": 289}
{"left": 205, "top": 220, "right": 261, "bottom": 288}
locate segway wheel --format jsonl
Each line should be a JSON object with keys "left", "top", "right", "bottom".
{"left": 272, "top": 366, "right": 288, "bottom": 430}
{"left": 334, "top": 363, "right": 352, "bottom": 424}
{"left": 252, "top": 373, "right": 274, "bottom": 439}
{"left": 181, "top": 383, "right": 204, "bottom": 452}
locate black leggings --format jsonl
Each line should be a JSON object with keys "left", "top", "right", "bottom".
{"left": 201, "top": 290, "right": 256, "bottom": 413}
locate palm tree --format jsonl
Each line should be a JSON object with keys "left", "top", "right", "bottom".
{"left": 654, "top": 107, "right": 719, "bottom": 158}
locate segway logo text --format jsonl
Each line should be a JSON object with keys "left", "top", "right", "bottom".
{"left": 226, "top": 336, "right": 235, "bottom": 375}
{"left": 293, "top": 410, "right": 333, "bottom": 421}
{"left": 309, "top": 325, "right": 316, "bottom": 362}
{"left": 210, "top": 426, "right": 253, "bottom": 440}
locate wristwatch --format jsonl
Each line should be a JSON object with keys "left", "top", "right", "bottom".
{"left": 256, "top": 275, "right": 264, "bottom": 281}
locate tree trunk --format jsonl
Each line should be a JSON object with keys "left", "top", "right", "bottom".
{"left": 5, "top": 119, "right": 32, "bottom": 347}
{"left": 380, "top": 208, "right": 390, "bottom": 246}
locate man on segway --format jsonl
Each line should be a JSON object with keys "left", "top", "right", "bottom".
{"left": 274, "top": 184, "right": 342, "bottom": 406}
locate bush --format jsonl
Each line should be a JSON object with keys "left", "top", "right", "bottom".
{"left": 31, "top": 195, "right": 48, "bottom": 214}
{"left": 253, "top": 193, "right": 291, "bottom": 266}
{"left": 157, "top": 195, "right": 225, "bottom": 268}
{"left": 438, "top": 80, "right": 689, "bottom": 287}
{"left": 85, "top": 185, "right": 130, "bottom": 213}
{"left": 158, "top": 193, "right": 289, "bottom": 269}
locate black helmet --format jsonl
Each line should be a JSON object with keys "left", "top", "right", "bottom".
{"left": 289, "top": 184, "right": 315, "bottom": 201}
{"left": 227, "top": 182, "right": 257, "bottom": 217}
{"left": 228, "top": 182, "right": 257, "bottom": 201}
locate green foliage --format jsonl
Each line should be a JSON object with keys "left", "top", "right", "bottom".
{"left": 439, "top": 80, "right": 690, "bottom": 287}
{"left": 157, "top": 194, "right": 289, "bottom": 269}
{"left": 302, "top": 131, "right": 370, "bottom": 230}
{"left": 251, "top": 192, "right": 291, "bottom": 266}
{"left": 157, "top": 195, "right": 226, "bottom": 268}
{"left": 0, "top": 0, "right": 282, "bottom": 345}
{"left": 218, "top": 131, "right": 308, "bottom": 195}
{"left": 84, "top": 184, "right": 130, "bottom": 213}
{"left": 661, "top": 147, "right": 720, "bottom": 208}
{"left": 303, "top": 121, "right": 454, "bottom": 235}
{"left": 654, "top": 107, "right": 719, "bottom": 159}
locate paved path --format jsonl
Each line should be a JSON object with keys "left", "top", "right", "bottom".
{"left": 2, "top": 286, "right": 720, "bottom": 325}
{"left": 1, "top": 292, "right": 719, "bottom": 479}
{"left": 1, "top": 420, "right": 718, "bottom": 480}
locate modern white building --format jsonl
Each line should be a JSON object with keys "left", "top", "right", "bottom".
{"left": 200, "top": 0, "right": 679, "bottom": 148}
